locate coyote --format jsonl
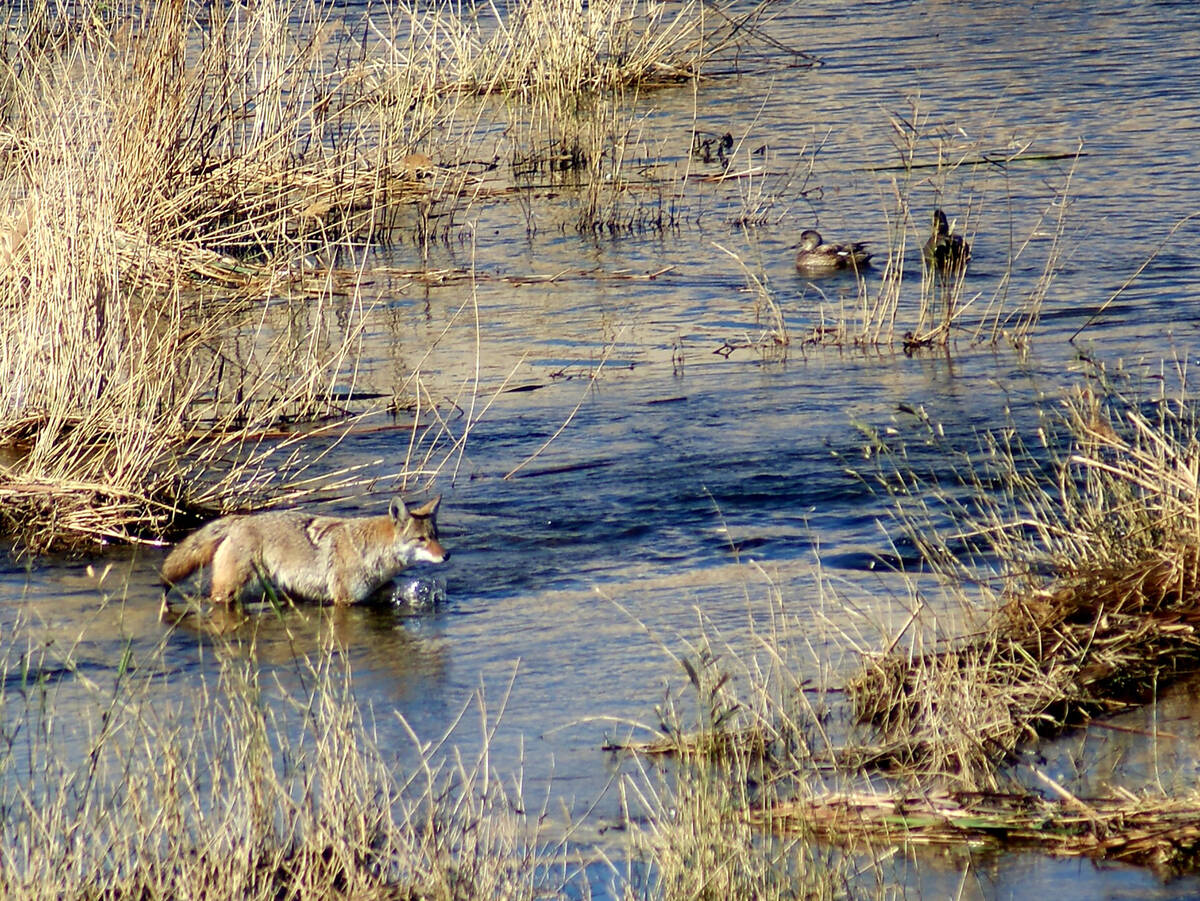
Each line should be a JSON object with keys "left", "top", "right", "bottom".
{"left": 161, "top": 496, "right": 447, "bottom": 607}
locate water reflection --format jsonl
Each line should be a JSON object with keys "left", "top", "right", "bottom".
{"left": 161, "top": 600, "right": 451, "bottom": 701}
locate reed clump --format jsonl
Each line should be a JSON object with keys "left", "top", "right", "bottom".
{"left": 612, "top": 366, "right": 1200, "bottom": 874}
{"left": 0, "top": 616, "right": 553, "bottom": 900}
{"left": 0, "top": 0, "right": 771, "bottom": 550}
{"left": 0, "top": 1, "right": 461, "bottom": 551}
{"left": 850, "top": 548, "right": 1200, "bottom": 782}
{"left": 619, "top": 649, "right": 855, "bottom": 900}
{"left": 845, "top": 368, "right": 1200, "bottom": 786}
{"left": 386, "top": 0, "right": 733, "bottom": 99}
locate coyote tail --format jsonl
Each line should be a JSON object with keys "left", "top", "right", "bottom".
{"left": 161, "top": 517, "right": 235, "bottom": 585}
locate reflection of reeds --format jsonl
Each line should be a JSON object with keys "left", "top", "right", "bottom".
{"left": 715, "top": 241, "right": 790, "bottom": 355}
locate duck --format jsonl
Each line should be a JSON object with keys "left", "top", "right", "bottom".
{"left": 922, "top": 209, "right": 971, "bottom": 275}
{"left": 794, "top": 229, "right": 872, "bottom": 275}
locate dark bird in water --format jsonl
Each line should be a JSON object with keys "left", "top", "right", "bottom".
{"left": 922, "top": 209, "right": 971, "bottom": 276}
{"left": 794, "top": 229, "right": 872, "bottom": 275}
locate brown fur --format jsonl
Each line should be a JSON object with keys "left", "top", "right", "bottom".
{"left": 161, "top": 496, "right": 446, "bottom": 607}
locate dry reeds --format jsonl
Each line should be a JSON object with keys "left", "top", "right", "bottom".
{"left": 385, "top": 0, "right": 734, "bottom": 99}
{"left": 624, "top": 755, "right": 850, "bottom": 901}
{"left": 843, "top": 366, "right": 1200, "bottom": 787}
{"left": 611, "top": 366, "right": 1200, "bottom": 874}
{"left": 766, "top": 788, "right": 1200, "bottom": 876}
{"left": 0, "top": 613, "right": 554, "bottom": 899}
{"left": 0, "top": 0, "right": 770, "bottom": 550}
{"left": 616, "top": 637, "right": 854, "bottom": 900}
{"left": 0, "top": 1, "right": 460, "bottom": 551}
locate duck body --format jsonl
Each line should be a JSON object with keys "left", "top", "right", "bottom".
{"left": 922, "top": 209, "right": 971, "bottom": 275}
{"left": 794, "top": 229, "right": 872, "bottom": 275}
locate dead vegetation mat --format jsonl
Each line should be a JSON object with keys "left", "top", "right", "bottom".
{"left": 759, "top": 788, "right": 1200, "bottom": 877}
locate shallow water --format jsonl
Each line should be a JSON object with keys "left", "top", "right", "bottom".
{"left": 8, "top": 0, "right": 1200, "bottom": 896}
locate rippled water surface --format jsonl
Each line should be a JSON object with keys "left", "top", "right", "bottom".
{"left": 8, "top": 1, "right": 1200, "bottom": 897}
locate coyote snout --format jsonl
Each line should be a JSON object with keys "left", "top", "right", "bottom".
{"left": 161, "top": 496, "right": 447, "bottom": 607}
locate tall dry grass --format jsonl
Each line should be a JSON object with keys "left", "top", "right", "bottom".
{"left": 0, "top": 0, "right": 468, "bottom": 551}
{"left": 0, "top": 611, "right": 557, "bottom": 899}
{"left": 836, "top": 362, "right": 1200, "bottom": 786}
{"left": 605, "top": 589, "right": 887, "bottom": 899}
{"left": 606, "top": 362, "right": 1200, "bottom": 871}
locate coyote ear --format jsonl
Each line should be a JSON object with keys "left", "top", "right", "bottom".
{"left": 407, "top": 495, "right": 441, "bottom": 517}
{"left": 388, "top": 497, "right": 409, "bottom": 523}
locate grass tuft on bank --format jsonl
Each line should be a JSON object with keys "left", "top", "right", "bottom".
{"left": 843, "top": 367, "right": 1200, "bottom": 785}
{"left": 0, "top": 615, "right": 555, "bottom": 900}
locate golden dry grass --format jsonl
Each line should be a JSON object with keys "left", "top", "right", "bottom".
{"left": 842, "top": 369, "right": 1200, "bottom": 786}
{"left": 610, "top": 366, "right": 1200, "bottom": 875}
{"left": 0, "top": 613, "right": 555, "bottom": 899}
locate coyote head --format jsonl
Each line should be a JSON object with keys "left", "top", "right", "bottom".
{"left": 391, "top": 495, "right": 448, "bottom": 564}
